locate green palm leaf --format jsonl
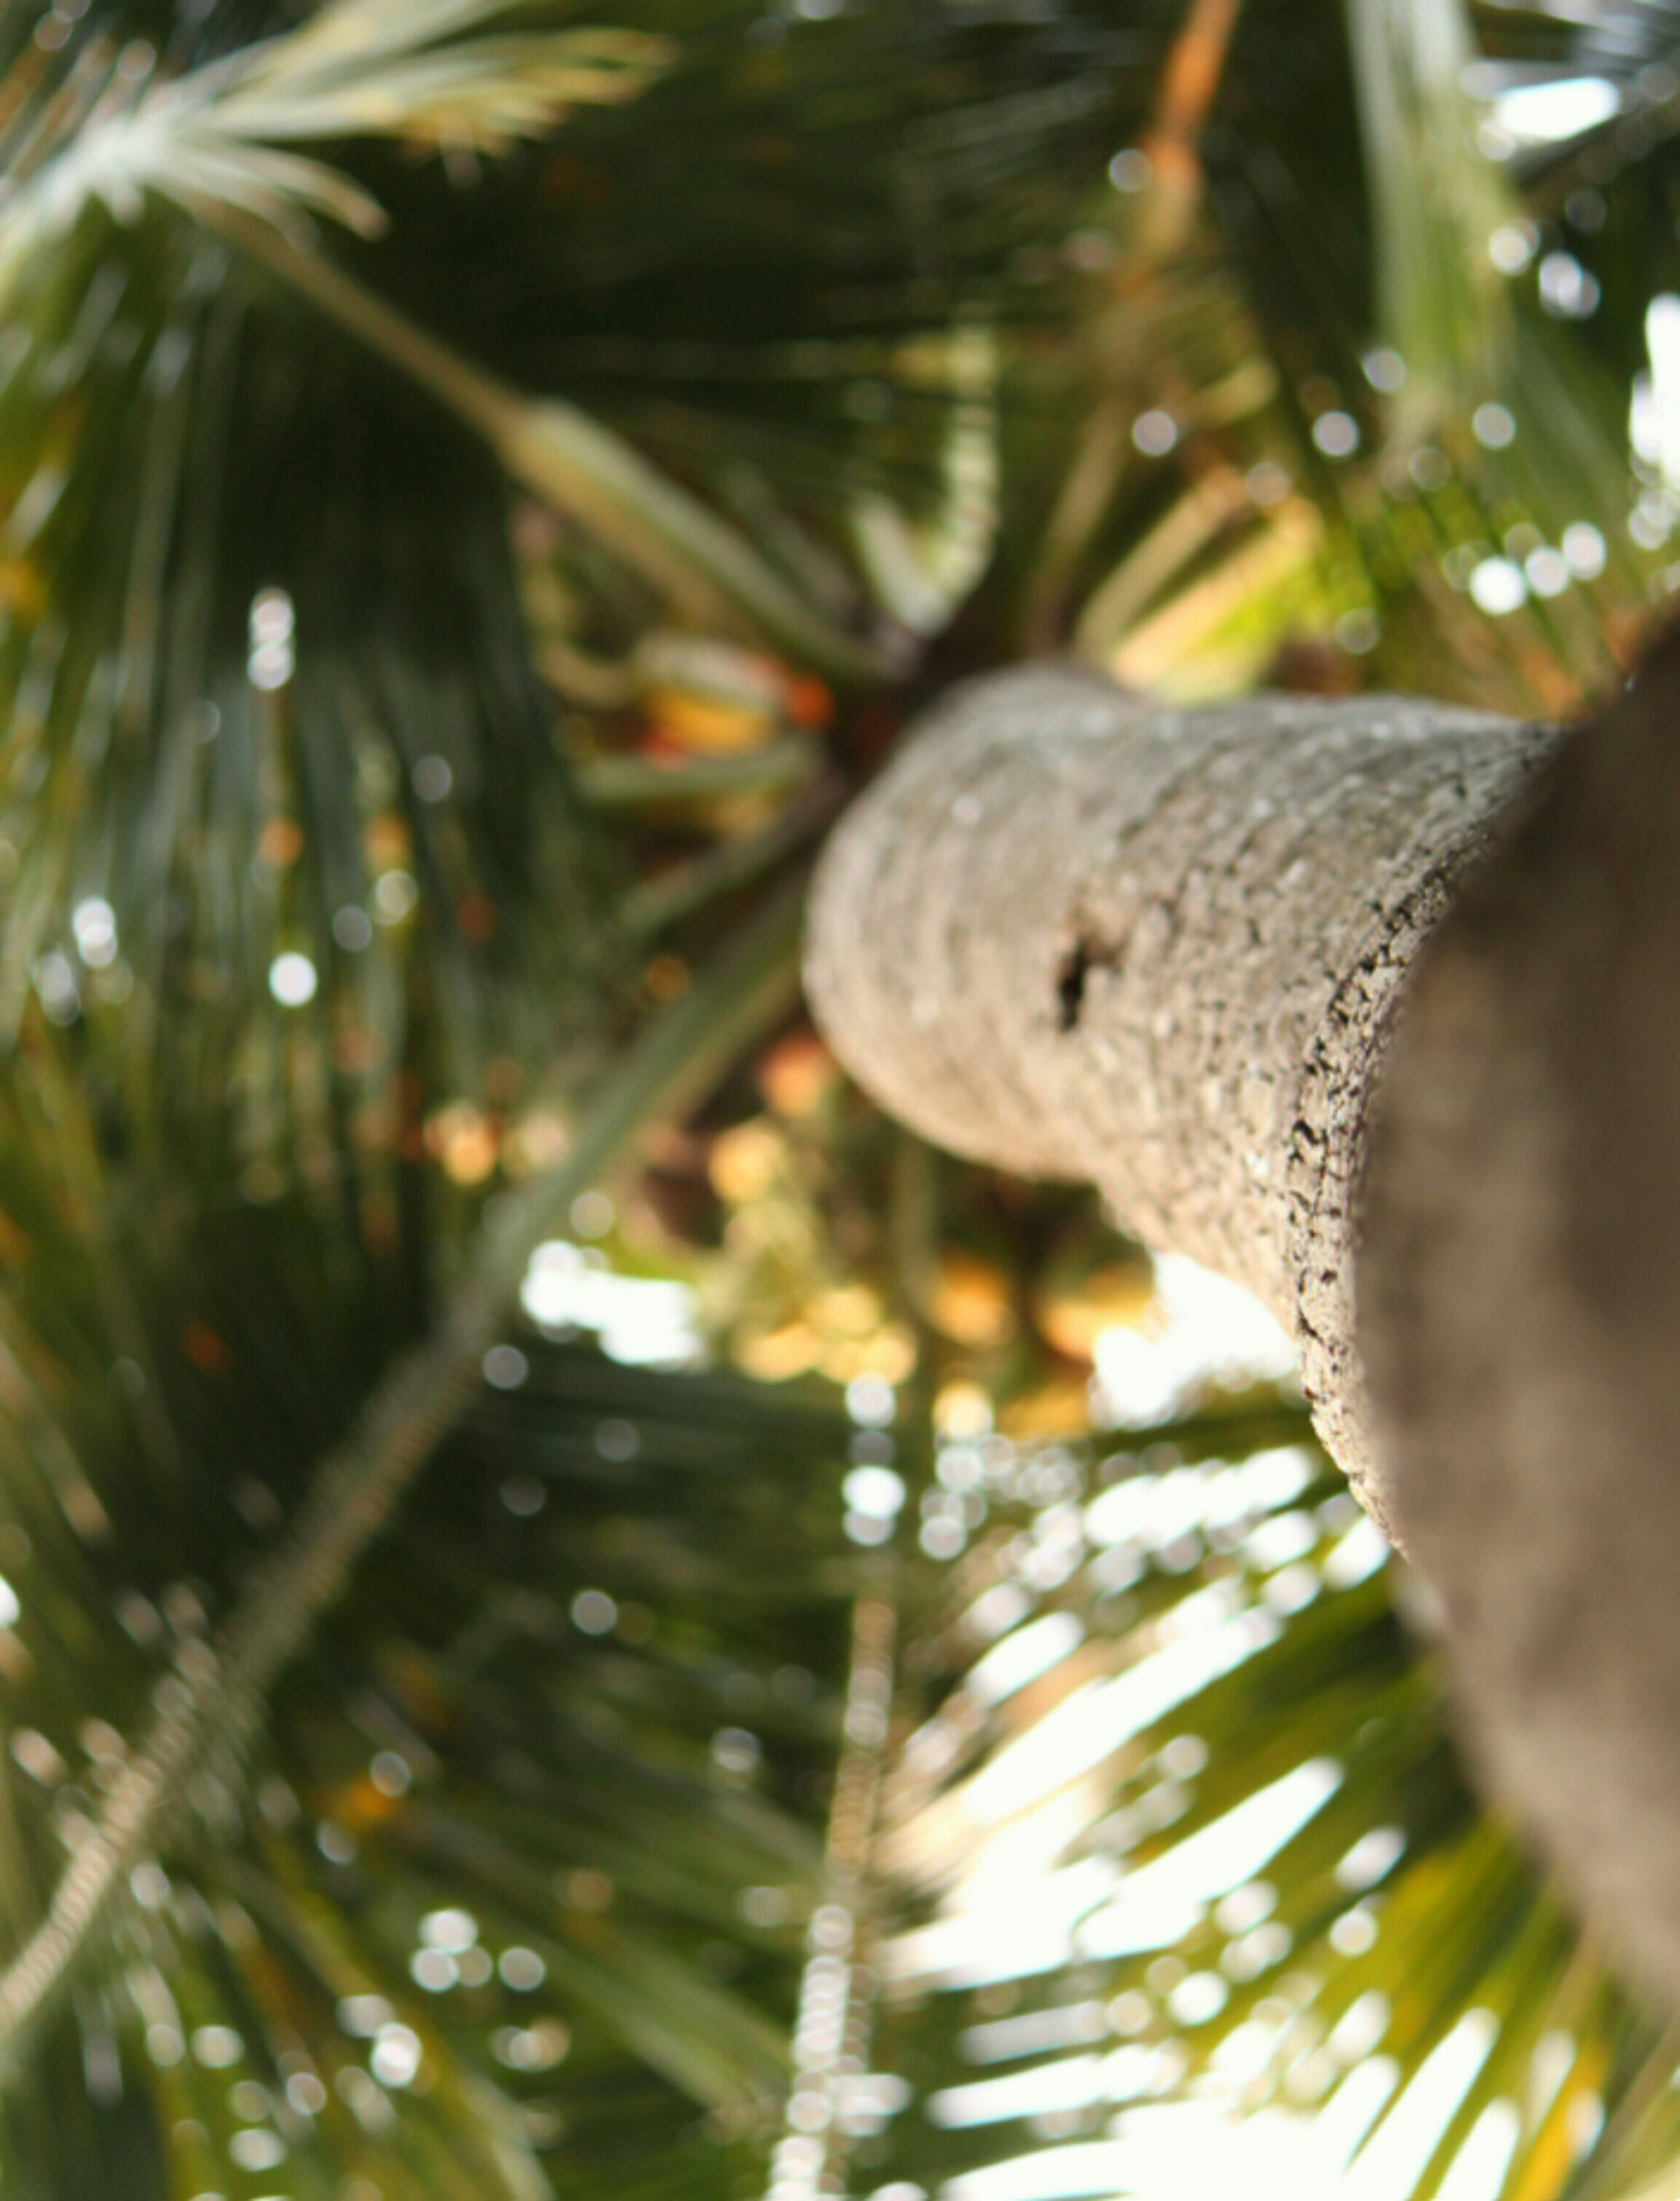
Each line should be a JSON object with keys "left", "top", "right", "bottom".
{"left": 857, "top": 1411, "right": 1680, "bottom": 2201}
{"left": 0, "top": 3, "right": 668, "bottom": 269}
{"left": 0, "top": 1303, "right": 864, "bottom": 2197}
{"left": 0, "top": 1, "right": 897, "bottom": 680}
{"left": 0, "top": 205, "right": 618, "bottom": 1157}
{"left": 1038, "top": 0, "right": 1655, "bottom": 715}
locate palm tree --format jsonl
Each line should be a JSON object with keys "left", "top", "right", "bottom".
{"left": 0, "top": 2, "right": 1674, "bottom": 2199}
{"left": 806, "top": 0, "right": 1680, "bottom": 2048}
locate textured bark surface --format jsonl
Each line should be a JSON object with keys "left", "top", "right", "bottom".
{"left": 1360, "top": 638, "right": 1680, "bottom": 2009}
{"left": 806, "top": 666, "right": 1550, "bottom": 1532}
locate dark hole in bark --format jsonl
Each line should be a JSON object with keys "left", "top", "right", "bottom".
{"left": 1057, "top": 939, "right": 1091, "bottom": 1033}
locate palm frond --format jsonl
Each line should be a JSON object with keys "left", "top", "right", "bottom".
{"left": 0, "top": 4, "right": 669, "bottom": 277}
{"left": 853, "top": 1410, "right": 1680, "bottom": 2201}
{"left": 0, "top": 6, "right": 896, "bottom": 680}
{"left": 0, "top": 211, "right": 626, "bottom": 1186}
{"left": 1352, "top": 0, "right": 1515, "bottom": 409}
{"left": 0, "top": 872, "right": 805, "bottom": 2082}
{"left": 1048, "top": 0, "right": 1653, "bottom": 716}
{"left": 209, "top": 12, "right": 664, "bottom": 157}
{"left": 0, "top": 1310, "right": 861, "bottom": 2196}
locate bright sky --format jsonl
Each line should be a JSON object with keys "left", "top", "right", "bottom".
{"left": 1491, "top": 76, "right": 1620, "bottom": 145}
{"left": 521, "top": 1236, "right": 703, "bottom": 1367}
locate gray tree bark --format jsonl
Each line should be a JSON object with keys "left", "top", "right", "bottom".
{"left": 807, "top": 658, "right": 1680, "bottom": 2018}
{"left": 1359, "top": 634, "right": 1680, "bottom": 2017}
{"left": 805, "top": 666, "right": 1549, "bottom": 1535}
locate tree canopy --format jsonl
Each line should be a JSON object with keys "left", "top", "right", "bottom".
{"left": 1, "top": 4, "right": 1679, "bottom": 2200}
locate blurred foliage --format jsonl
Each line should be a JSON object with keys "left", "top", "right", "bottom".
{"left": 859, "top": 1421, "right": 1680, "bottom": 2201}
{"left": 1, "top": 0, "right": 1679, "bottom": 2197}
{"left": 611, "top": 1021, "right": 1154, "bottom": 1435}
{"left": 0, "top": 1315, "right": 864, "bottom": 2197}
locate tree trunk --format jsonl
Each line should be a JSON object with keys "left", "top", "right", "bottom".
{"left": 1358, "top": 632, "right": 1680, "bottom": 2017}
{"left": 807, "top": 652, "right": 1680, "bottom": 2019}
{"left": 805, "top": 665, "right": 1549, "bottom": 1535}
